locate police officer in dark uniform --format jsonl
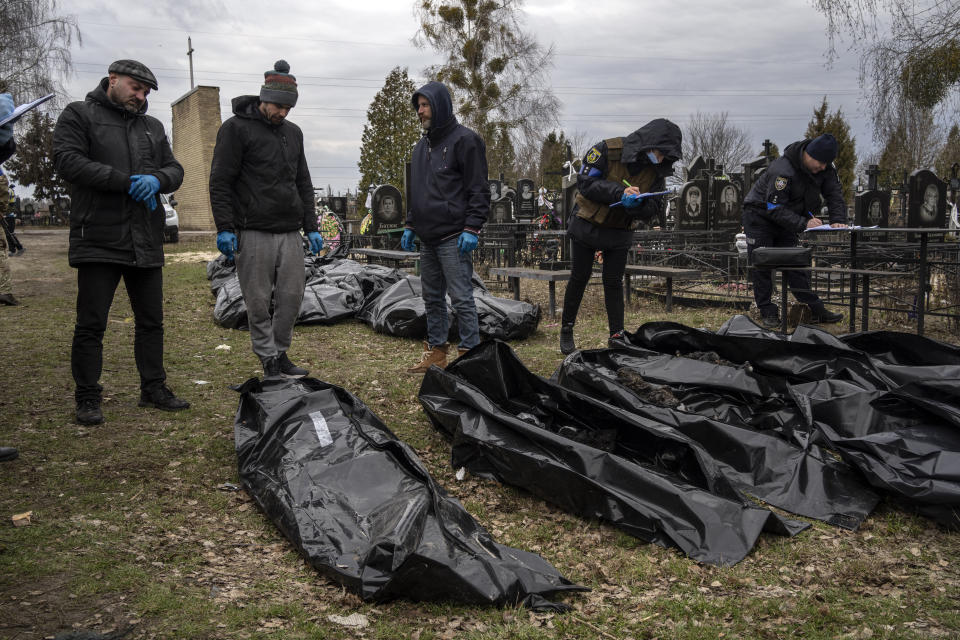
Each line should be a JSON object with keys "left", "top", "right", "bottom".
{"left": 742, "top": 133, "right": 846, "bottom": 328}
{"left": 559, "top": 118, "right": 682, "bottom": 354}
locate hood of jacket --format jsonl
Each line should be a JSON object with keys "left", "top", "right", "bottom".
{"left": 412, "top": 81, "right": 458, "bottom": 143}
{"left": 87, "top": 77, "right": 149, "bottom": 116}
{"left": 622, "top": 118, "right": 682, "bottom": 177}
{"left": 783, "top": 139, "right": 820, "bottom": 177}
{"left": 231, "top": 95, "right": 273, "bottom": 122}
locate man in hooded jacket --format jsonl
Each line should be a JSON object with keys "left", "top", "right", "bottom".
{"left": 559, "top": 119, "right": 682, "bottom": 354}
{"left": 401, "top": 81, "right": 490, "bottom": 373}
{"left": 742, "top": 133, "right": 846, "bottom": 328}
{"left": 53, "top": 60, "right": 189, "bottom": 426}
{"left": 209, "top": 60, "right": 322, "bottom": 379}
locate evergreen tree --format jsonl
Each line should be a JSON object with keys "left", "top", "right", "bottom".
{"left": 875, "top": 104, "right": 941, "bottom": 189}
{"left": 935, "top": 124, "right": 960, "bottom": 181}
{"left": 5, "top": 111, "right": 68, "bottom": 201}
{"left": 356, "top": 67, "right": 421, "bottom": 216}
{"left": 805, "top": 97, "right": 857, "bottom": 202}
{"left": 538, "top": 131, "right": 568, "bottom": 191}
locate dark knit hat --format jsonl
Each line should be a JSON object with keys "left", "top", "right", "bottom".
{"left": 108, "top": 59, "right": 158, "bottom": 90}
{"left": 806, "top": 134, "right": 838, "bottom": 164}
{"left": 260, "top": 60, "right": 298, "bottom": 107}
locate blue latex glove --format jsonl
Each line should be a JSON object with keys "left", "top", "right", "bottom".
{"left": 0, "top": 94, "right": 14, "bottom": 145}
{"left": 129, "top": 174, "right": 161, "bottom": 202}
{"left": 457, "top": 231, "right": 478, "bottom": 254}
{"left": 307, "top": 231, "right": 324, "bottom": 254}
{"left": 401, "top": 228, "right": 417, "bottom": 252}
{"left": 620, "top": 193, "right": 645, "bottom": 209}
{"left": 217, "top": 231, "right": 237, "bottom": 259}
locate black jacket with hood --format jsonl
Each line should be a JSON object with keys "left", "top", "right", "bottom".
{"left": 209, "top": 95, "right": 316, "bottom": 234}
{"left": 742, "top": 138, "right": 847, "bottom": 233}
{"left": 571, "top": 118, "right": 682, "bottom": 247}
{"left": 53, "top": 78, "right": 184, "bottom": 268}
{"left": 405, "top": 82, "right": 489, "bottom": 244}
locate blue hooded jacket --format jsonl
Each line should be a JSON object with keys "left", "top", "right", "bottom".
{"left": 405, "top": 82, "right": 490, "bottom": 244}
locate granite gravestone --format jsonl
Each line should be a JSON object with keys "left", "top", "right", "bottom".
{"left": 371, "top": 184, "right": 403, "bottom": 229}
{"left": 855, "top": 190, "right": 890, "bottom": 242}
{"left": 490, "top": 195, "right": 514, "bottom": 224}
{"left": 907, "top": 170, "right": 947, "bottom": 238}
{"left": 516, "top": 179, "right": 536, "bottom": 220}
{"left": 677, "top": 181, "right": 708, "bottom": 230}
{"left": 712, "top": 181, "right": 741, "bottom": 229}
{"left": 686, "top": 155, "right": 707, "bottom": 181}
{"left": 488, "top": 179, "right": 502, "bottom": 202}
{"left": 329, "top": 197, "right": 347, "bottom": 216}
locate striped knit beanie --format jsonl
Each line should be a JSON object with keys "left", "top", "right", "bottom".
{"left": 260, "top": 60, "right": 298, "bottom": 107}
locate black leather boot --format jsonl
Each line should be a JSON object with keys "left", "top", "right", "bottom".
{"left": 559, "top": 324, "right": 576, "bottom": 355}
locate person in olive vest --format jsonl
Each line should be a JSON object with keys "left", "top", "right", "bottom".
{"left": 559, "top": 119, "right": 682, "bottom": 354}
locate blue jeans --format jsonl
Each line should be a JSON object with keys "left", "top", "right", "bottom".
{"left": 420, "top": 236, "right": 480, "bottom": 349}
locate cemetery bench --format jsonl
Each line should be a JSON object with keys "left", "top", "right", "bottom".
{"left": 487, "top": 267, "right": 581, "bottom": 318}
{"left": 766, "top": 266, "right": 902, "bottom": 333}
{"left": 621, "top": 265, "right": 701, "bottom": 312}
{"left": 350, "top": 248, "right": 420, "bottom": 271}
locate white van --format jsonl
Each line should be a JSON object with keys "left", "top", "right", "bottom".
{"left": 161, "top": 194, "right": 179, "bottom": 243}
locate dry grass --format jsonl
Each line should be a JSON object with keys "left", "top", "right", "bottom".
{"left": 0, "top": 229, "right": 958, "bottom": 640}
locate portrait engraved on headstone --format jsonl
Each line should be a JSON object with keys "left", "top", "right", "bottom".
{"left": 854, "top": 189, "right": 890, "bottom": 241}
{"left": 907, "top": 169, "right": 946, "bottom": 233}
{"left": 677, "top": 181, "right": 708, "bottom": 230}
{"left": 491, "top": 195, "right": 514, "bottom": 224}
{"left": 488, "top": 179, "right": 502, "bottom": 202}
{"left": 516, "top": 179, "right": 536, "bottom": 219}
{"left": 711, "top": 181, "right": 741, "bottom": 229}
{"left": 371, "top": 184, "right": 403, "bottom": 228}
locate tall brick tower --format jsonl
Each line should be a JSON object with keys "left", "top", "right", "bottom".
{"left": 171, "top": 86, "right": 221, "bottom": 231}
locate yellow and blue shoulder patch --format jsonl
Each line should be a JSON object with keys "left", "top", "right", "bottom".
{"left": 586, "top": 147, "right": 601, "bottom": 165}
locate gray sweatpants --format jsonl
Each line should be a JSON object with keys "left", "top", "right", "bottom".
{"left": 235, "top": 229, "right": 305, "bottom": 360}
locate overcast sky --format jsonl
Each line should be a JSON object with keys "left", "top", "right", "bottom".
{"left": 54, "top": 0, "right": 869, "bottom": 195}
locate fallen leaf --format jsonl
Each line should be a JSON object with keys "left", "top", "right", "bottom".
{"left": 12, "top": 511, "right": 32, "bottom": 527}
{"left": 328, "top": 613, "right": 369, "bottom": 628}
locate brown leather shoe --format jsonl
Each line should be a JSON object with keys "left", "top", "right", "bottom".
{"left": 406, "top": 342, "right": 448, "bottom": 374}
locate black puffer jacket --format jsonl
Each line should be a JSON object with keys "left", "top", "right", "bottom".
{"left": 743, "top": 139, "right": 847, "bottom": 233}
{"left": 209, "top": 95, "right": 316, "bottom": 234}
{"left": 53, "top": 78, "right": 184, "bottom": 268}
{"left": 404, "top": 82, "right": 489, "bottom": 244}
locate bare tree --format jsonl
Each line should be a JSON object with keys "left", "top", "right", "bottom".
{"left": 681, "top": 111, "right": 754, "bottom": 176}
{"left": 0, "top": 0, "right": 80, "bottom": 104}
{"left": 811, "top": 1, "right": 960, "bottom": 137}
{"left": 876, "top": 102, "right": 942, "bottom": 188}
{"left": 413, "top": 0, "right": 559, "bottom": 175}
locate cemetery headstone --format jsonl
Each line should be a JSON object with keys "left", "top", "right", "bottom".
{"left": 907, "top": 169, "right": 946, "bottom": 239}
{"left": 677, "top": 180, "right": 708, "bottom": 230}
{"left": 711, "top": 180, "right": 741, "bottom": 229}
{"left": 371, "top": 184, "right": 403, "bottom": 229}
{"left": 515, "top": 179, "right": 537, "bottom": 220}
{"left": 854, "top": 190, "right": 890, "bottom": 241}
{"left": 490, "top": 195, "right": 514, "bottom": 224}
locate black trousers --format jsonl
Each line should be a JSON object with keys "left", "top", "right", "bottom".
{"left": 561, "top": 237, "right": 629, "bottom": 334}
{"left": 72, "top": 263, "right": 166, "bottom": 401}
{"left": 745, "top": 223, "right": 823, "bottom": 318}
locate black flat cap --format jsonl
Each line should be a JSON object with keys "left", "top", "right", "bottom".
{"left": 108, "top": 59, "right": 158, "bottom": 90}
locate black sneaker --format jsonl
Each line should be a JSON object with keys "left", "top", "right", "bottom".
{"left": 76, "top": 398, "right": 104, "bottom": 425}
{"left": 139, "top": 385, "right": 190, "bottom": 411}
{"left": 760, "top": 315, "right": 781, "bottom": 329}
{"left": 608, "top": 330, "right": 626, "bottom": 348}
{"left": 278, "top": 352, "right": 309, "bottom": 378}
{"left": 559, "top": 325, "right": 576, "bottom": 355}
{"left": 811, "top": 309, "right": 843, "bottom": 324}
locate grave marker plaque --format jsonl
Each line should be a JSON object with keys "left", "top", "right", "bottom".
{"left": 516, "top": 179, "right": 536, "bottom": 220}
{"left": 907, "top": 169, "right": 946, "bottom": 240}
{"left": 329, "top": 197, "right": 347, "bottom": 216}
{"left": 487, "top": 179, "right": 502, "bottom": 202}
{"left": 711, "top": 181, "right": 741, "bottom": 229}
{"left": 490, "top": 195, "right": 514, "bottom": 224}
{"left": 854, "top": 190, "right": 890, "bottom": 241}
{"left": 677, "top": 180, "right": 708, "bottom": 230}
{"left": 371, "top": 184, "right": 403, "bottom": 229}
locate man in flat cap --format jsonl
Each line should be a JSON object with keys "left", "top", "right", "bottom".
{"left": 53, "top": 59, "right": 189, "bottom": 426}
{"left": 742, "top": 133, "right": 847, "bottom": 328}
{"left": 210, "top": 60, "right": 321, "bottom": 380}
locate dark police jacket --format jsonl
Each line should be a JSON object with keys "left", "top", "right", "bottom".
{"left": 742, "top": 139, "right": 847, "bottom": 233}
{"left": 405, "top": 82, "right": 489, "bottom": 245}
{"left": 53, "top": 79, "right": 184, "bottom": 268}
{"left": 576, "top": 118, "right": 682, "bottom": 230}
{"left": 209, "top": 95, "right": 317, "bottom": 235}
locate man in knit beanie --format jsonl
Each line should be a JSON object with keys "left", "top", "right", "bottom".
{"left": 209, "top": 60, "right": 322, "bottom": 379}
{"left": 741, "top": 133, "right": 848, "bottom": 328}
